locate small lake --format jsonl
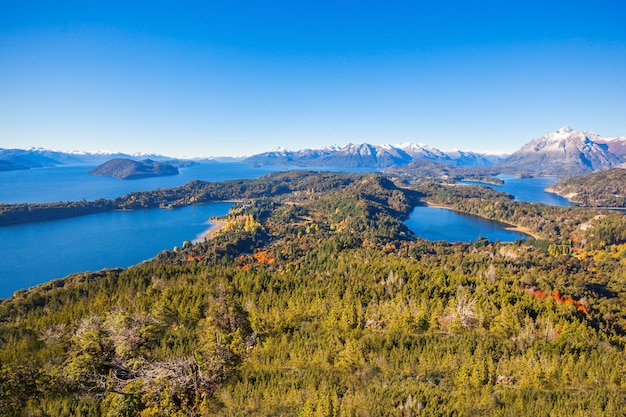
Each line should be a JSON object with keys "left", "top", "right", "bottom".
{"left": 405, "top": 206, "right": 527, "bottom": 243}
{"left": 0, "top": 202, "right": 233, "bottom": 299}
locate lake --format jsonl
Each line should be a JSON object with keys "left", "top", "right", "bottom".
{"left": 0, "top": 163, "right": 559, "bottom": 298}
{"left": 0, "top": 162, "right": 373, "bottom": 298}
{"left": 461, "top": 175, "right": 572, "bottom": 206}
{"left": 404, "top": 175, "right": 570, "bottom": 242}
{"left": 405, "top": 206, "right": 527, "bottom": 243}
{"left": 0, "top": 162, "right": 286, "bottom": 204}
{"left": 0, "top": 202, "right": 233, "bottom": 299}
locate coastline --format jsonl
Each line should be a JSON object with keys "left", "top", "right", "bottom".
{"left": 423, "top": 201, "right": 541, "bottom": 240}
{"left": 503, "top": 225, "right": 540, "bottom": 240}
{"left": 193, "top": 219, "right": 227, "bottom": 243}
{"left": 423, "top": 202, "right": 449, "bottom": 209}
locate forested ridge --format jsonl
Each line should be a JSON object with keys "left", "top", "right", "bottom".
{"left": 545, "top": 168, "right": 626, "bottom": 208}
{"left": 88, "top": 159, "right": 179, "bottom": 180}
{"left": 0, "top": 171, "right": 360, "bottom": 226}
{"left": 1, "top": 172, "right": 626, "bottom": 416}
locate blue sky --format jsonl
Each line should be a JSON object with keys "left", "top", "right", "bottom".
{"left": 1, "top": 1, "right": 625, "bottom": 157}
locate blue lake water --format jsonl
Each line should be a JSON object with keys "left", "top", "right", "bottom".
{"left": 461, "top": 175, "right": 572, "bottom": 206}
{"left": 0, "top": 162, "right": 286, "bottom": 204}
{"left": 0, "top": 163, "right": 562, "bottom": 298}
{"left": 405, "top": 206, "right": 527, "bottom": 243}
{"left": 0, "top": 202, "right": 233, "bottom": 298}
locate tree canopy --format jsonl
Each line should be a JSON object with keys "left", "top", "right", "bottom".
{"left": 1, "top": 171, "right": 625, "bottom": 416}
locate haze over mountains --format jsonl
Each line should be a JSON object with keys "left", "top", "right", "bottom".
{"left": 0, "top": 148, "right": 168, "bottom": 171}
{"left": 2, "top": 127, "right": 625, "bottom": 176}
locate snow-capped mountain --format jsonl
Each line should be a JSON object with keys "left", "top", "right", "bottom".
{"left": 394, "top": 142, "right": 451, "bottom": 163}
{"left": 595, "top": 134, "right": 626, "bottom": 159}
{"left": 244, "top": 142, "right": 498, "bottom": 168}
{"left": 0, "top": 148, "right": 179, "bottom": 171}
{"left": 245, "top": 143, "right": 410, "bottom": 168}
{"left": 499, "top": 126, "right": 626, "bottom": 175}
{"left": 6, "top": 127, "right": 624, "bottom": 174}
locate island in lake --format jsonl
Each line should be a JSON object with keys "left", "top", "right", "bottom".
{"left": 89, "top": 158, "right": 179, "bottom": 180}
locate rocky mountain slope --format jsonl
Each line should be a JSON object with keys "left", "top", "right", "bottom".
{"left": 246, "top": 127, "right": 626, "bottom": 174}
{"left": 0, "top": 149, "right": 64, "bottom": 170}
{"left": 499, "top": 127, "right": 626, "bottom": 176}
{"left": 244, "top": 142, "right": 499, "bottom": 168}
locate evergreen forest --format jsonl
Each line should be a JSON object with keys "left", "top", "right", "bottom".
{"left": 1, "top": 171, "right": 626, "bottom": 416}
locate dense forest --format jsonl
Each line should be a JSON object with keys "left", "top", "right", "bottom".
{"left": 1, "top": 171, "right": 626, "bottom": 416}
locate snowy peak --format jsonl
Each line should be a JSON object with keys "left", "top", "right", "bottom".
{"left": 528, "top": 126, "right": 622, "bottom": 150}
{"left": 0, "top": 148, "right": 185, "bottom": 171}
{"left": 244, "top": 142, "right": 498, "bottom": 168}
{"left": 502, "top": 127, "right": 626, "bottom": 175}
{"left": 394, "top": 142, "right": 449, "bottom": 161}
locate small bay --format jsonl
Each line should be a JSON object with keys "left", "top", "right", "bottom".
{"left": 405, "top": 206, "right": 527, "bottom": 243}
{"left": 461, "top": 175, "right": 572, "bottom": 206}
{"left": 0, "top": 202, "right": 233, "bottom": 299}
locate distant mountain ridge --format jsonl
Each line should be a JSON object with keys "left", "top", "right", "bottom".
{"left": 244, "top": 127, "right": 626, "bottom": 174}
{"left": 244, "top": 142, "right": 499, "bottom": 168}
{"left": 3, "top": 127, "right": 625, "bottom": 175}
{"left": 0, "top": 149, "right": 64, "bottom": 171}
{"left": 0, "top": 148, "right": 187, "bottom": 171}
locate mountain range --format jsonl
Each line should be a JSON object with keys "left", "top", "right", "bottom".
{"left": 0, "top": 148, "right": 171, "bottom": 171}
{"left": 245, "top": 127, "right": 626, "bottom": 175}
{"left": 243, "top": 142, "right": 500, "bottom": 168}
{"left": 2, "top": 127, "right": 626, "bottom": 176}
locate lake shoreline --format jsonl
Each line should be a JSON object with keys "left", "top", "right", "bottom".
{"left": 423, "top": 201, "right": 540, "bottom": 240}
{"left": 0, "top": 202, "right": 234, "bottom": 299}
{"left": 193, "top": 219, "right": 227, "bottom": 243}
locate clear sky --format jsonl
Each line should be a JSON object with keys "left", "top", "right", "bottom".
{"left": 1, "top": 1, "right": 625, "bottom": 158}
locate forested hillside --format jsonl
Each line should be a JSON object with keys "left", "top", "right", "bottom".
{"left": 0, "top": 171, "right": 361, "bottom": 226}
{"left": 546, "top": 168, "right": 626, "bottom": 208}
{"left": 88, "top": 159, "right": 179, "bottom": 180}
{"left": 1, "top": 172, "right": 626, "bottom": 416}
